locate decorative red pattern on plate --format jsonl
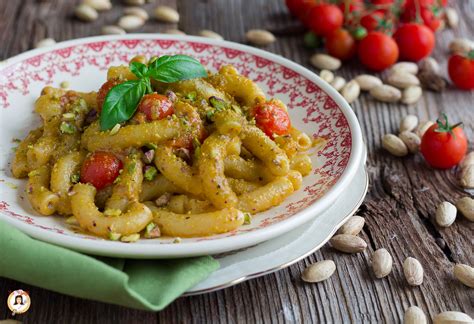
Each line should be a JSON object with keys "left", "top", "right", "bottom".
{"left": 0, "top": 38, "right": 352, "bottom": 243}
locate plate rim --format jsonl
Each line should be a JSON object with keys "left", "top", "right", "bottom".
{"left": 184, "top": 163, "right": 369, "bottom": 295}
{"left": 0, "top": 34, "right": 364, "bottom": 257}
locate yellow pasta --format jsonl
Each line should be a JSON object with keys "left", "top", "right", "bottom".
{"left": 13, "top": 59, "right": 319, "bottom": 240}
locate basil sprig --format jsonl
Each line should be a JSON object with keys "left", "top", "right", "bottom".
{"left": 100, "top": 55, "right": 207, "bottom": 131}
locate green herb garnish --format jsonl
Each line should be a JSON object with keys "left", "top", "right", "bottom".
{"left": 100, "top": 55, "right": 207, "bottom": 130}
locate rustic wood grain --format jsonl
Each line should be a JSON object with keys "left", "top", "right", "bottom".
{"left": 1, "top": 0, "right": 473, "bottom": 323}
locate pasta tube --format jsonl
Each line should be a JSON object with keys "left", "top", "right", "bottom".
{"left": 27, "top": 165, "right": 59, "bottom": 216}
{"left": 12, "top": 127, "right": 43, "bottom": 178}
{"left": 237, "top": 177, "right": 294, "bottom": 213}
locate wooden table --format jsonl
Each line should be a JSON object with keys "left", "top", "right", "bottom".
{"left": 1, "top": 0, "right": 473, "bottom": 322}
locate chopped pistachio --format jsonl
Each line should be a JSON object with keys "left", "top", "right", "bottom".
{"left": 104, "top": 208, "right": 122, "bottom": 217}
{"left": 121, "top": 233, "right": 140, "bottom": 243}
{"left": 145, "top": 143, "right": 158, "bottom": 150}
{"left": 173, "top": 237, "right": 182, "bottom": 244}
{"left": 144, "top": 166, "right": 158, "bottom": 181}
{"left": 142, "top": 149, "right": 155, "bottom": 164}
{"left": 209, "top": 96, "right": 227, "bottom": 111}
{"left": 65, "top": 216, "right": 79, "bottom": 225}
{"left": 230, "top": 104, "right": 243, "bottom": 115}
{"left": 70, "top": 173, "right": 80, "bottom": 184}
{"left": 59, "top": 121, "right": 76, "bottom": 134}
{"left": 155, "top": 192, "right": 172, "bottom": 207}
{"left": 244, "top": 213, "right": 252, "bottom": 225}
{"left": 127, "top": 161, "right": 137, "bottom": 174}
{"left": 144, "top": 222, "right": 161, "bottom": 238}
{"left": 109, "top": 232, "right": 122, "bottom": 241}
{"left": 109, "top": 123, "right": 121, "bottom": 135}
{"left": 11, "top": 138, "right": 21, "bottom": 143}
{"left": 185, "top": 91, "right": 197, "bottom": 101}
{"left": 28, "top": 170, "right": 40, "bottom": 177}
{"left": 62, "top": 112, "right": 76, "bottom": 120}
{"left": 60, "top": 81, "right": 70, "bottom": 89}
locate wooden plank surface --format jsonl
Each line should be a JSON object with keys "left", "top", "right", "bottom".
{"left": 0, "top": 0, "right": 473, "bottom": 323}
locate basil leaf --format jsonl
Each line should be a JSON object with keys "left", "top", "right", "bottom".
{"left": 100, "top": 79, "right": 147, "bottom": 130}
{"left": 148, "top": 55, "right": 207, "bottom": 83}
{"left": 130, "top": 62, "right": 148, "bottom": 78}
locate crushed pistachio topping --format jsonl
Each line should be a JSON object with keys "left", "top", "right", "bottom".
{"left": 59, "top": 121, "right": 76, "bottom": 134}
{"left": 62, "top": 112, "right": 76, "bottom": 121}
{"left": 104, "top": 208, "right": 122, "bottom": 217}
{"left": 108, "top": 232, "right": 122, "bottom": 241}
{"left": 127, "top": 161, "right": 137, "bottom": 174}
{"left": 244, "top": 213, "right": 252, "bottom": 225}
{"left": 145, "top": 143, "right": 158, "bottom": 150}
{"left": 144, "top": 222, "right": 161, "bottom": 239}
{"left": 144, "top": 166, "right": 158, "bottom": 181}
{"left": 173, "top": 237, "right": 182, "bottom": 244}
{"left": 185, "top": 91, "right": 197, "bottom": 101}
{"left": 109, "top": 123, "right": 121, "bottom": 135}
{"left": 70, "top": 173, "right": 80, "bottom": 184}
{"left": 121, "top": 233, "right": 140, "bottom": 243}
{"left": 66, "top": 216, "right": 79, "bottom": 225}
{"left": 28, "top": 170, "right": 40, "bottom": 177}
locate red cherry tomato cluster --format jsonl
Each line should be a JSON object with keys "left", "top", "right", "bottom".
{"left": 286, "top": 0, "right": 446, "bottom": 70}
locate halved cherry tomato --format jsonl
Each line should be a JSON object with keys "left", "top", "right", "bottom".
{"left": 448, "top": 52, "right": 474, "bottom": 90}
{"left": 307, "top": 4, "right": 343, "bottom": 37}
{"left": 394, "top": 23, "right": 434, "bottom": 61}
{"left": 80, "top": 152, "right": 123, "bottom": 190}
{"left": 420, "top": 116, "right": 468, "bottom": 169}
{"left": 251, "top": 102, "right": 291, "bottom": 139}
{"left": 358, "top": 32, "right": 399, "bottom": 71}
{"left": 325, "top": 29, "right": 357, "bottom": 61}
{"left": 97, "top": 79, "right": 122, "bottom": 112}
{"left": 136, "top": 93, "right": 174, "bottom": 122}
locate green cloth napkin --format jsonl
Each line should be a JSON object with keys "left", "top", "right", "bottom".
{"left": 0, "top": 220, "right": 219, "bottom": 311}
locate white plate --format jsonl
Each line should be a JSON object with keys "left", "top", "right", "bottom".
{"left": 0, "top": 35, "right": 363, "bottom": 258}
{"left": 187, "top": 152, "right": 368, "bottom": 295}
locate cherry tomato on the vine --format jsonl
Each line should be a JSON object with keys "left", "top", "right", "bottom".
{"left": 420, "top": 116, "right": 468, "bottom": 169}
{"left": 358, "top": 32, "right": 399, "bottom": 71}
{"left": 360, "top": 11, "right": 385, "bottom": 32}
{"left": 307, "top": 4, "right": 343, "bottom": 37}
{"left": 325, "top": 29, "right": 357, "bottom": 61}
{"left": 394, "top": 23, "right": 434, "bottom": 61}
{"left": 135, "top": 93, "right": 174, "bottom": 122}
{"left": 80, "top": 152, "right": 123, "bottom": 190}
{"left": 251, "top": 102, "right": 291, "bottom": 139}
{"left": 338, "top": 0, "right": 364, "bottom": 13}
{"left": 285, "top": 0, "right": 315, "bottom": 18}
{"left": 97, "top": 79, "right": 122, "bottom": 112}
{"left": 448, "top": 52, "right": 474, "bottom": 90}
{"left": 401, "top": 0, "right": 443, "bottom": 31}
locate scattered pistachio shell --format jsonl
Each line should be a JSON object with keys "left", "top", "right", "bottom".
{"left": 154, "top": 5, "right": 180, "bottom": 23}
{"left": 124, "top": 6, "right": 149, "bottom": 20}
{"left": 75, "top": 4, "right": 99, "bottom": 22}
{"left": 319, "top": 69, "right": 334, "bottom": 83}
{"left": 390, "top": 62, "right": 419, "bottom": 75}
{"left": 382, "top": 134, "right": 408, "bottom": 157}
{"left": 337, "top": 215, "right": 365, "bottom": 235}
{"left": 416, "top": 120, "right": 434, "bottom": 138}
{"left": 355, "top": 74, "right": 382, "bottom": 91}
{"left": 301, "top": 260, "right": 336, "bottom": 283}
{"left": 445, "top": 8, "right": 459, "bottom": 28}
{"left": 404, "top": 306, "right": 427, "bottom": 324}
{"left": 370, "top": 85, "right": 402, "bottom": 103}
{"left": 453, "top": 264, "right": 474, "bottom": 288}
{"left": 118, "top": 15, "right": 145, "bottom": 31}
{"left": 399, "top": 115, "right": 419, "bottom": 133}
{"left": 84, "top": 0, "right": 112, "bottom": 11}
{"left": 399, "top": 131, "right": 420, "bottom": 154}
{"left": 460, "top": 165, "right": 474, "bottom": 189}
{"left": 198, "top": 30, "right": 223, "bottom": 40}
{"left": 460, "top": 151, "right": 474, "bottom": 169}
{"left": 419, "top": 57, "right": 440, "bottom": 74}
{"left": 310, "top": 53, "right": 341, "bottom": 71}
{"left": 35, "top": 38, "right": 56, "bottom": 48}
{"left": 402, "top": 86, "right": 422, "bottom": 105}
{"left": 331, "top": 76, "right": 346, "bottom": 91}
{"left": 341, "top": 80, "right": 360, "bottom": 104}
{"left": 435, "top": 201, "right": 457, "bottom": 227}
{"left": 403, "top": 257, "right": 423, "bottom": 286}
{"left": 433, "top": 311, "right": 473, "bottom": 324}
{"left": 101, "top": 25, "right": 126, "bottom": 35}
{"left": 246, "top": 29, "right": 276, "bottom": 46}
{"left": 456, "top": 197, "right": 474, "bottom": 222}
{"left": 372, "top": 248, "right": 393, "bottom": 278}
{"left": 386, "top": 71, "right": 420, "bottom": 89}
{"left": 449, "top": 38, "right": 474, "bottom": 54}
{"left": 330, "top": 234, "right": 367, "bottom": 253}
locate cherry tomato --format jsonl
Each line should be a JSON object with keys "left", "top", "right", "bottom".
{"left": 401, "top": 0, "right": 442, "bottom": 31}
{"left": 80, "top": 152, "right": 123, "bottom": 190}
{"left": 136, "top": 93, "right": 174, "bottom": 121}
{"left": 97, "top": 79, "right": 122, "bottom": 112}
{"left": 360, "top": 11, "right": 385, "bottom": 32}
{"left": 307, "top": 4, "right": 343, "bottom": 37}
{"left": 325, "top": 29, "right": 357, "bottom": 61}
{"left": 285, "top": 0, "right": 315, "bottom": 17}
{"left": 338, "top": 0, "right": 364, "bottom": 13}
{"left": 448, "top": 52, "right": 474, "bottom": 90}
{"left": 394, "top": 23, "right": 434, "bottom": 61}
{"left": 420, "top": 117, "right": 468, "bottom": 169}
{"left": 358, "top": 32, "right": 399, "bottom": 71}
{"left": 251, "top": 102, "right": 291, "bottom": 139}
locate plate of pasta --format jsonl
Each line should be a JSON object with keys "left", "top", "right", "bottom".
{"left": 0, "top": 35, "right": 363, "bottom": 258}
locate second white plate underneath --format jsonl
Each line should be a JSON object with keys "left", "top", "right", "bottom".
{"left": 186, "top": 158, "right": 368, "bottom": 295}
